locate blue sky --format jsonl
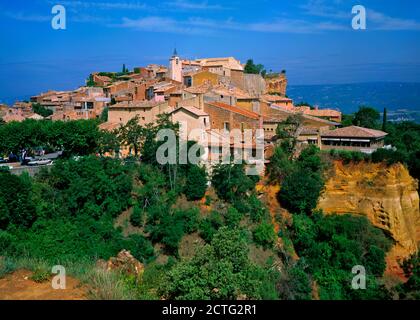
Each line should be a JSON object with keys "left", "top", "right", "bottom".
{"left": 0, "top": 0, "right": 419, "bottom": 103}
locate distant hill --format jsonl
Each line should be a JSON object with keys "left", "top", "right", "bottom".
{"left": 287, "top": 82, "right": 420, "bottom": 122}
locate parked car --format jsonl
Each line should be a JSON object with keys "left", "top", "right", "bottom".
{"left": 21, "top": 157, "right": 35, "bottom": 166}
{"left": 27, "top": 158, "right": 53, "bottom": 166}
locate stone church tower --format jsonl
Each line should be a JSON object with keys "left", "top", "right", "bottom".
{"left": 169, "top": 49, "right": 182, "bottom": 83}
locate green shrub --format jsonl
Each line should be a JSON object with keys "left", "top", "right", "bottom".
{"left": 130, "top": 205, "right": 144, "bottom": 227}
{"left": 211, "top": 164, "right": 258, "bottom": 202}
{"left": 329, "top": 149, "right": 368, "bottom": 163}
{"left": 184, "top": 165, "right": 208, "bottom": 201}
{"left": 0, "top": 257, "right": 16, "bottom": 278}
{"left": 371, "top": 148, "right": 407, "bottom": 165}
{"left": 225, "top": 207, "right": 242, "bottom": 228}
{"left": 199, "top": 211, "right": 223, "bottom": 243}
{"left": 126, "top": 234, "right": 155, "bottom": 263}
{"left": 278, "top": 169, "right": 324, "bottom": 215}
{"left": 0, "top": 230, "right": 16, "bottom": 254}
{"left": 253, "top": 222, "right": 276, "bottom": 249}
{"left": 289, "top": 213, "right": 392, "bottom": 299}
{"left": 30, "top": 268, "right": 51, "bottom": 283}
{"left": 174, "top": 208, "right": 200, "bottom": 234}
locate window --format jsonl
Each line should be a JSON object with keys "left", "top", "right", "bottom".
{"left": 223, "top": 122, "right": 230, "bottom": 132}
{"left": 252, "top": 148, "right": 257, "bottom": 157}
{"left": 204, "top": 118, "right": 207, "bottom": 125}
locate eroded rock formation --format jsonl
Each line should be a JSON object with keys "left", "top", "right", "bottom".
{"left": 318, "top": 161, "right": 420, "bottom": 277}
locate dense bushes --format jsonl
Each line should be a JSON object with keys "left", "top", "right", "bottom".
{"left": 211, "top": 163, "right": 258, "bottom": 202}
{"left": 130, "top": 205, "right": 144, "bottom": 227}
{"left": 36, "top": 156, "right": 133, "bottom": 219}
{"left": 267, "top": 135, "right": 394, "bottom": 300}
{"left": 160, "top": 227, "right": 275, "bottom": 300}
{"left": 0, "top": 157, "right": 155, "bottom": 263}
{"left": 278, "top": 169, "right": 324, "bottom": 215}
{"left": 184, "top": 165, "right": 207, "bottom": 201}
{"left": 0, "top": 171, "right": 36, "bottom": 229}
{"left": 274, "top": 145, "right": 325, "bottom": 215}
{"left": 253, "top": 222, "right": 276, "bottom": 249}
{"left": 288, "top": 213, "right": 392, "bottom": 299}
{"left": 329, "top": 149, "right": 369, "bottom": 163}
{"left": 0, "top": 119, "right": 107, "bottom": 157}
{"left": 32, "top": 103, "right": 53, "bottom": 118}
{"left": 397, "top": 252, "right": 420, "bottom": 299}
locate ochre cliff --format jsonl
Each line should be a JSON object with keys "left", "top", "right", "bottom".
{"left": 318, "top": 161, "right": 420, "bottom": 278}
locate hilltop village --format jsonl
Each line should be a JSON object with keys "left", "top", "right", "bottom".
{"left": 0, "top": 51, "right": 419, "bottom": 301}
{"left": 0, "top": 51, "right": 388, "bottom": 166}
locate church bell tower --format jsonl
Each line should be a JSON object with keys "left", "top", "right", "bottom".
{"left": 169, "top": 48, "right": 182, "bottom": 82}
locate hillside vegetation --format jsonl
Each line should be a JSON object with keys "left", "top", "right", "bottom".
{"left": 0, "top": 116, "right": 419, "bottom": 300}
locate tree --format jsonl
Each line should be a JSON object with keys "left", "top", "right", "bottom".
{"left": 266, "top": 146, "right": 294, "bottom": 182}
{"left": 278, "top": 169, "right": 324, "bottom": 215}
{"left": 275, "top": 115, "right": 303, "bottom": 156}
{"left": 341, "top": 114, "right": 354, "bottom": 127}
{"left": 86, "top": 74, "right": 95, "bottom": 87}
{"left": 100, "top": 107, "right": 109, "bottom": 122}
{"left": 352, "top": 106, "right": 380, "bottom": 129}
{"left": 211, "top": 163, "right": 258, "bottom": 202}
{"left": 244, "top": 59, "right": 265, "bottom": 75}
{"left": 32, "top": 103, "right": 53, "bottom": 118}
{"left": 224, "top": 207, "right": 242, "bottom": 228}
{"left": 184, "top": 165, "right": 207, "bottom": 201}
{"left": 96, "top": 130, "right": 120, "bottom": 157}
{"left": 0, "top": 171, "right": 36, "bottom": 229}
{"left": 160, "top": 227, "right": 264, "bottom": 300}
{"left": 118, "top": 116, "right": 144, "bottom": 156}
{"left": 253, "top": 222, "right": 276, "bottom": 249}
{"left": 382, "top": 107, "right": 388, "bottom": 132}
{"left": 297, "top": 145, "right": 323, "bottom": 173}
{"left": 130, "top": 205, "right": 144, "bottom": 227}
{"left": 399, "top": 252, "right": 420, "bottom": 299}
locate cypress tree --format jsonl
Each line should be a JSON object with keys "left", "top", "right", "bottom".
{"left": 382, "top": 107, "right": 388, "bottom": 132}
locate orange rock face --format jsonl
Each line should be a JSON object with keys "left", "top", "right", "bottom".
{"left": 317, "top": 161, "right": 420, "bottom": 278}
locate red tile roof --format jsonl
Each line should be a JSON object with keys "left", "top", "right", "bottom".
{"left": 170, "top": 105, "right": 208, "bottom": 117}
{"left": 206, "top": 101, "right": 260, "bottom": 120}
{"left": 321, "top": 126, "right": 387, "bottom": 138}
{"left": 99, "top": 122, "right": 121, "bottom": 132}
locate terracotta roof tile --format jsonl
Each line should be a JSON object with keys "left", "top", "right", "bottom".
{"left": 321, "top": 126, "right": 387, "bottom": 138}
{"left": 170, "top": 105, "right": 208, "bottom": 117}
{"left": 206, "top": 101, "right": 260, "bottom": 120}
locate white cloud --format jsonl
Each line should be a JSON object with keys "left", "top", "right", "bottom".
{"left": 118, "top": 15, "right": 348, "bottom": 34}
{"left": 301, "top": 0, "right": 349, "bottom": 19}
{"left": 164, "top": 0, "right": 228, "bottom": 10}
{"left": 301, "top": 0, "right": 420, "bottom": 31}
{"left": 119, "top": 16, "right": 212, "bottom": 34}
{"left": 4, "top": 12, "right": 50, "bottom": 22}
{"left": 49, "top": 1, "right": 148, "bottom": 10}
{"left": 368, "top": 9, "right": 420, "bottom": 31}
{"left": 248, "top": 19, "right": 347, "bottom": 33}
